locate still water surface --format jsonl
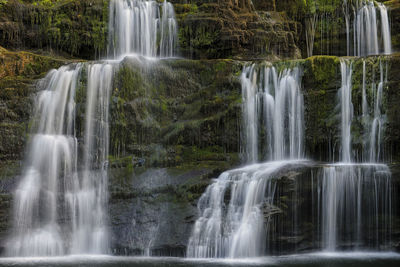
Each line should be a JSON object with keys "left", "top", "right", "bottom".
{"left": 0, "top": 252, "right": 399, "bottom": 267}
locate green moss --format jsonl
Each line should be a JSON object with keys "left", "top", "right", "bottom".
{"left": 115, "top": 65, "right": 145, "bottom": 100}
{"left": 304, "top": 56, "right": 340, "bottom": 89}
{"left": 0, "top": 0, "right": 109, "bottom": 59}
{"left": 107, "top": 58, "right": 241, "bottom": 170}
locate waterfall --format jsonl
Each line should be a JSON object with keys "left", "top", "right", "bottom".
{"left": 320, "top": 164, "right": 392, "bottom": 250}
{"left": 361, "top": 58, "right": 387, "bottom": 163}
{"left": 367, "top": 60, "right": 387, "bottom": 163}
{"left": 319, "top": 57, "right": 392, "bottom": 251}
{"left": 305, "top": 15, "right": 317, "bottom": 57}
{"left": 186, "top": 160, "right": 309, "bottom": 258}
{"left": 6, "top": 0, "right": 181, "bottom": 257}
{"left": 187, "top": 65, "right": 305, "bottom": 258}
{"left": 308, "top": 1, "right": 392, "bottom": 57}
{"left": 108, "top": 0, "right": 178, "bottom": 58}
{"left": 6, "top": 65, "right": 82, "bottom": 256}
{"left": 241, "top": 65, "right": 304, "bottom": 163}
{"left": 339, "top": 60, "right": 353, "bottom": 162}
{"left": 352, "top": 0, "right": 392, "bottom": 56}
{"left": 344, "top": 0, "right": 351, "bottom": 56}
{"left": 6, "top": 63, "right": 114, "bottom": 256}
{"left": 69, "top": 64, "right": 113, "bottom": 254}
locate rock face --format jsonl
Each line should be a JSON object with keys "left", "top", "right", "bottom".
{"left": 174, "top": 0, "right": 302, "bottom": 59}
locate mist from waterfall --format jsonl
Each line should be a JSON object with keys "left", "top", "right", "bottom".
{"left": 108, "top": 0, "right": 178, "bottom": 58}
{"left": 6, "top": 63, "right": 114, "bottom": 256}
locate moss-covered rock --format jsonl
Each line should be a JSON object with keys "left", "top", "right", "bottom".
{"left": 0, "top": 0, "right": 109, "bottom": 59}
{"left": 174, "top": 0, "right": 301, "bottom": 60}
{"left": 109, "top": 57, "right": 242, "bottom": 168}
{"left": 302, "top": 56, "right": 341, "bottom": 160}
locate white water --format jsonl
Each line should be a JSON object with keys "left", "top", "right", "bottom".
{"left": 360, "top": 58, "right": 388, "bottom": 162}
{"left": 320, "top": 57, "right": 392, "bottom": 251}
{"left": 6, "top": 65, "right": 82, "bottom": 256}
{"left": 367, "top": 60, "right": 387, "bottom": 162}
{"left": 352, "top": 0, "right": 392, "bottom": 56}
{"left": 6, "top": 0, "right": 181, "bottom": 257}
{"left": 308, "top": 1, "right": 392, "bottom": 57}
{"left": 187, "top": 160, "right": 309, "bottom": 258}
{"left": 69, "top": 64, "right": 113, "bottom": 254}
{"left": 241, "top": 65, "right": 304, "bottom": 163}
{"left": 187, "top": 65, "right": 305, "bottom": 258}
{"left": 339, "top": 60, "right": 353, "bottom": 162}
{"left": 108, "top": 0, "right": 178, "bottom": 58}
{"left": 6, "top": 63, "right": 114, "bottom": 256}
{"left": 320, "top": 164, "right": 392, "bottom": 250}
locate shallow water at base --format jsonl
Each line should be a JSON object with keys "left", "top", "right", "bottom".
{"left": 0, "top": 253, "right": 399, "bottom": 267}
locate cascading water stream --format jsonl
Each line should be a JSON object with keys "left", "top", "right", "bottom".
{"left": 186, "top": 160, "right": 309, "bottom": 258}
{"left": 367, "top": 60, "right": 387, "bottom": 163}
{"left": 241, "top": 65, "right": 304, "bottom": 163}
{"left": 306, "top": 0, "right": 392, "bottom": 57}
{"left": 320, "top": 57, "right": 392, "bottom": 251}
{"left": 353, "top": 0, "right": 392, "bottom": 57}
{"left": 319, "top": 163, "right": 392, "bottom": 251}
{"left": 6, "top": 63, "right": 114, "bottom": 256}
{"left": 6, "top": 0, "right": 181, "bottom": 257}
{"left": 339, "top": 60, "right": 353, "bottom": 163}
{"left": 108, "top": 0, "right": 178, "bottom": 58}
{"left": 187, "top": 65, "right": 305, "bottom": 258}
{"left": 69, "top": 64, "right": 113, "bottom": 254}
{"left": 6, "top": 66, "right": 82, "bottom": 256}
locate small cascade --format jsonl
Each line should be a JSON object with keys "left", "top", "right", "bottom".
{"left": 69, "top": 64, "right": 113, "bottom": 254}
{"left": 6, "top": 66, "right": 82, "bottom": 256}
{"left": 365, "top": 59, "right": 387, "bottom": 163}
{"left": 187, "top": 65, "right": 305, "bottom": 258}
{"left": 319, "top": 164, "right": 392, "bottom": 250}
{"left": 319, "top": 57, "right": 392, "bottom": 251}
{"left": 339, "top": 60, "right": 353, "bottom": 162}
{"left": 241, "top": 65, "right": 304, "bottom": 163}
{"left": 352, "top": 0, "right": 392, "bottom": 56}
{"left": 108, "top": 0, "right": 178, "bottom": 58}
{"left": 186, "top": 160, "right": 308, "bottom": 258}
{"left": 6, "top": 0, "right": 182, "bottom": 257}
{"left": 6, "top": 63, "right": 114, "bottom": 256}
{"left": 306, "top": 1, "right": 392, "bottom": 57}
